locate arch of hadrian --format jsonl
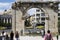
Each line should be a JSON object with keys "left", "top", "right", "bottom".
{"left": 12, "top": 0, "right": 59, "bottom": 35}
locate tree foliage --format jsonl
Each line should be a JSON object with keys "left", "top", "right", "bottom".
{"left": 24, "top": 19, "right": 31, "bottom": 27}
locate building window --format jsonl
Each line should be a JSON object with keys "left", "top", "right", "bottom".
{"left": 36, "top": 14, "right": 40, "bottom": 16}
{"left": 36, "top": 9, "right": 40, "bottom": 12}
{"left": 41, "top": 18, "right": 45, "bottom": 20}
{"left": 41, "top": 13, "right": 45, "bottom": 16}
{"left": 58, "top": 11, "right": 60, "bottom": 13}
{"left": 58, "top": 18, "right": 60, "bottom": 20}
{"left": 58, "top": 13, "right": 60, "bottom": 16}
{"left": 36, "top": 18, "right": 40, "bottom": 20}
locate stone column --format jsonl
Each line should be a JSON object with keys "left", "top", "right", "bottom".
{"left": 4, "top": 18, "right": 5, "bottom": 23}
{"left": 12, "top": 9, "right": 25, "bottom": 35}
{"left": 7, "top": 18, "right": 8, "bottom": 23}
{"left": 45, "top": 14, "right": 49, "bottom": 34}
{"left": 16, "top": 10, "right": 25, "bottom": 35}
{"left": 45, "top": 8, "right": 58, "bottom": 35}
{"left": 44, "top": 7, "right": 58, "bottom": 35}
{"left": 12, "top": 10, "right": 16, "bottom": 33}
{"left": 10, "top": 18, "right": 11, "bottom": 23}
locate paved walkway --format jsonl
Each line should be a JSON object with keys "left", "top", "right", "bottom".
{"left": 14, "top": 36, "right": 60, "bottom": 40}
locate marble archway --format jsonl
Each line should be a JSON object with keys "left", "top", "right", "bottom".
{"left": 12, "top": 2, "right": 58, "bottom": 35}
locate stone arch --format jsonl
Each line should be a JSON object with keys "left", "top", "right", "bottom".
{"left": 24, "top": 6, "right": 46, "bottom": 29}
{"left": 23, "top": 6, "right": 46, "bottom": 17}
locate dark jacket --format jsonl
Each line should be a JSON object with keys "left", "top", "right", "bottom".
{"left": 10, "top": 32, "right": 14, "bottom": 38}
{"left": 15, "top": 33, "right": 19, "bottom": 38}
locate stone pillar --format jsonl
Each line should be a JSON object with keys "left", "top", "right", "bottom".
{"left": 10, "top": 18, "right": 11, "bottom": 23}
{"left": 8, "top": 18, "right": 10, "bottom": 23}
{"left": 12, "top": 9, "right": 25, "bottom": 35}
{"left": 45, "top": 14, "right": 49, "bottom": 34}
{"left": 7, "top": 18, "right": 8, "bottom": 23}
{"left": 48, "top": 9, "right": 58, "bottom": 35}
{"left": 12, "top": 10, "right": 16, "bottom": 33}
{"left": 44, "top": 7, "right": 58, "bottom": 35}
{"left": 4, "top": 18, "right": 5, "bottom": 23}
{"left": 45, "top": 8, "right": 58, "bottom": 35}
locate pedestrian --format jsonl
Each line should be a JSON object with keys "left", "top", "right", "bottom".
{"left": 15, "top": 31, "right": 19, "bottom": 40}
{"left": 43, "top": 29, "right": 45, "bottom": 37}
{"left": 41, "top": 29, "right": 44, "bottom": 37}
{"left": 44, "top": 30, "right": 53, "bottom": 40}
{"left": 56, "top": 34, "right": 59, "bottom": 40}
{"left": 5, "top": 34, "right": 9, "bottom": 40}
{"left": 21, "top": 30, "right": 23, "bottom": 36}
{"left": 10, "top": 31, "right": 14, "bottom": 40}
{"left": 1, "top": 31, "right": 6, "bottom": 40}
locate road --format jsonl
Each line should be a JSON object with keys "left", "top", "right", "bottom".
{"left": 14, "top": 36, "right": 60, "bottom": 40}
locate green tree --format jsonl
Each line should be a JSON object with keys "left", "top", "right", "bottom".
{"left": 24, "top": 19, "right": 31, "bottom": 27}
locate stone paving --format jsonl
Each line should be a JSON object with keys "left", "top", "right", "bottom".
{"left": 14, "top": 36, "right": 60, "bottom": 40}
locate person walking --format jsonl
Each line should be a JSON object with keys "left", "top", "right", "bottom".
{"left": 44, "top": 30, "right": 53, "bottom": 40}
{"left": 15, "top": 31, "right": 19, "bottom": 40}
{"left": 10, "top": 31, "right": 14, "bottom": 40}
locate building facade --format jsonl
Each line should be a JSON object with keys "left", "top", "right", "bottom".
{"left": 0, "top": 15, "right": 12, "bottom": 30}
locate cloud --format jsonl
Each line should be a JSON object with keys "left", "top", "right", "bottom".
{"left": 0, "top": 3, "right": 10, "bottom": 7}
{"left": 0, "top": 2, "right": 13, "bottom": 12}
{"left": 0, "top": 10, "right": 4, "bottom": 14}
{"left": 27, "top": 8, "right": 38, "bottom": 15}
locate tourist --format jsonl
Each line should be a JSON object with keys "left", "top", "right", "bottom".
{"left": 1, "top": 31, "right": 6, "bottom": 40}
{"left": 15, "top": 31, "right": 19, "bottom": 40}
{"left": 21, "top": 30, "right": 23, "bottom": 36}
{"left": 41, "top": 29, "right": 44, "bottom": 37}
{"left": 56, "top": 34, "right": 59, "bottom": 40}
{"left": 43, "top": 29, "right": 45, "bottom": 37}
{"left": 44, "top": 30, "right": 53, "bottom": 40}
{"left": 10, "top": 31, "right": 14, "bottom": 40}
{"left": 5, "top": 34, "right": 9, "bottom": 40}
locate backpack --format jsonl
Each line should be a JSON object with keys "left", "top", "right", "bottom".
{"left": 46, "top": 34, "right": 52, "bottom": 40}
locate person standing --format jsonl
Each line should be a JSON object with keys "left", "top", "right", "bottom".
{"left": 56, "top": 34, "right": 59, "bottom": 40}
{"left": 44, "top": 30, "right": 53, "bottom": 40}
{"left": 5, "top": 34, "right": 9, "bottom": 40}
{"left": 41, "top": 29, "right": 44, "bottom": 37}
{"left": 1, "top": 31, "right": 6, "bottom": 40}
{"left": 15, "top": 31, "right": 19, "bottom": 40}
{"left": 43, "top": 29, "right": 45, "bottom": 37}
{"left": 10, "top": 31, "right": 14, "bottom": 40}
{"left": 1, "top": 31, "right": 4, "bottom": 40}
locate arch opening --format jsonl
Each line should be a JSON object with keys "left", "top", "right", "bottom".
{"left": 24, "top": 7, "right": 45, "bottom": 35}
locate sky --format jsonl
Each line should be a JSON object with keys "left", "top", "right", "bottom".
{"left": 27, "top": 8, "right": 39, "bottom": 15}
{"left": 0, "top": 0, "right": 15, "bottom": 14}
{"left": 0, "top": 0, "right": 37, "bottom": 15}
